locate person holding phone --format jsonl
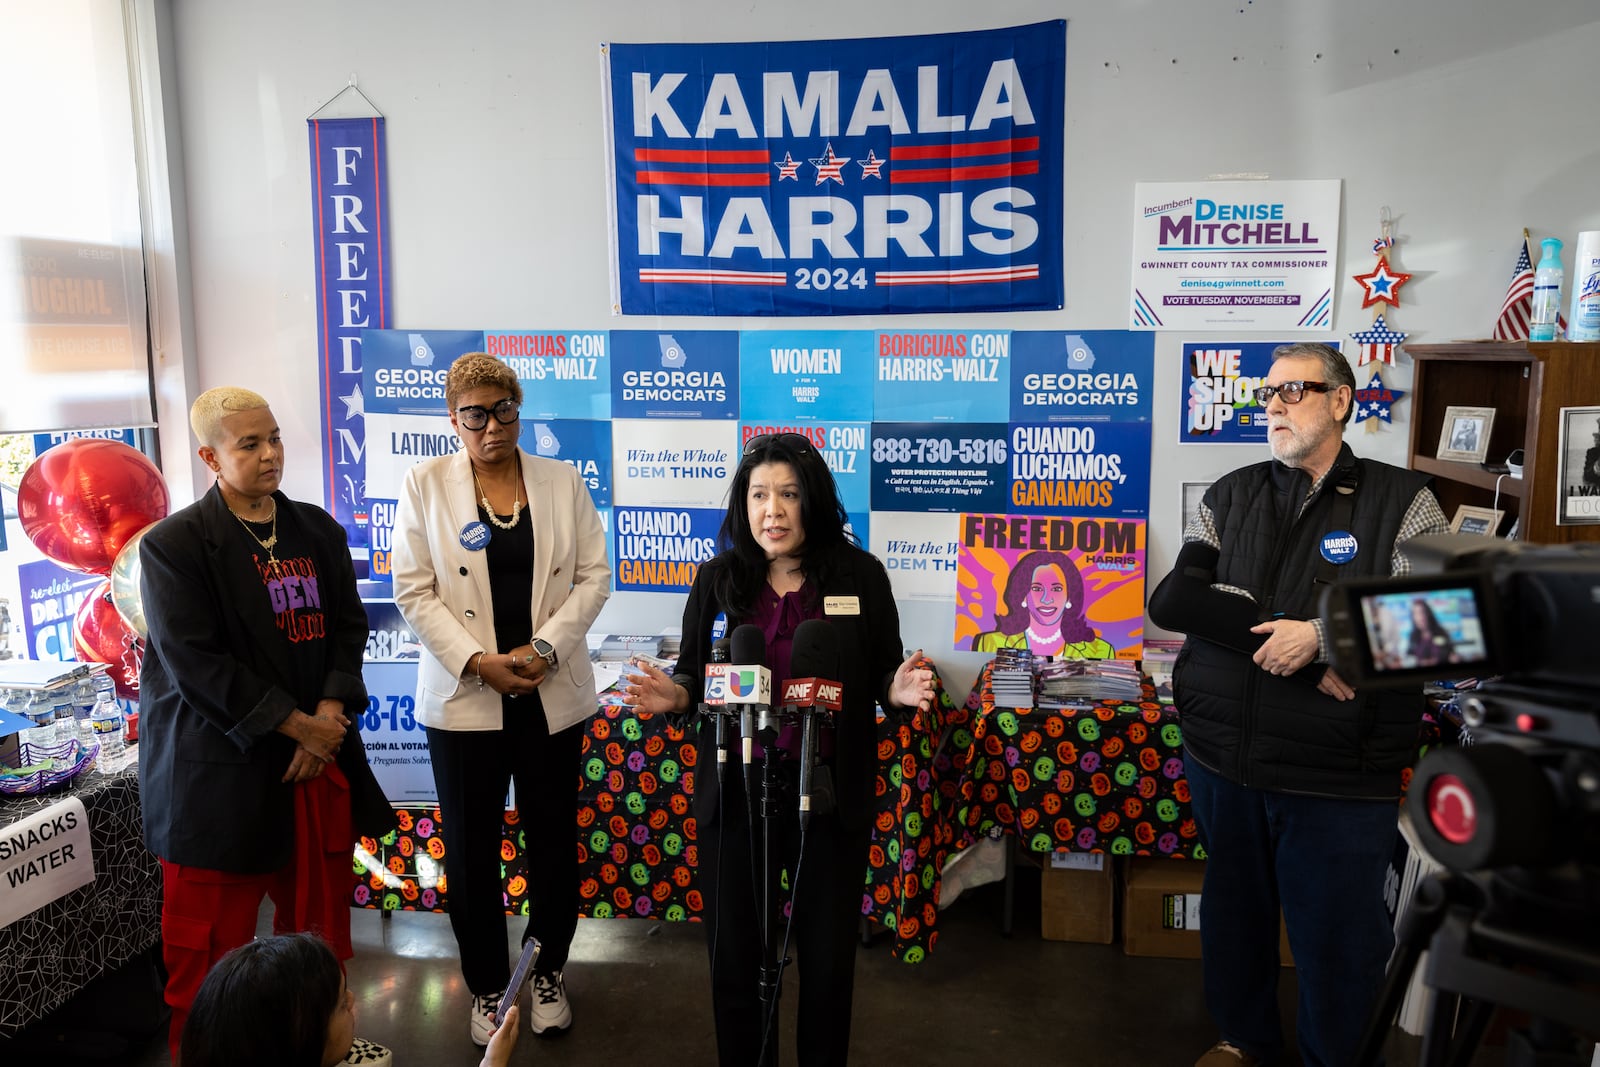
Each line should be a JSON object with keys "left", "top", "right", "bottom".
{"left": 624, "top": 432, "right": 934, "bottom": 1066}
{"left": 180, "top": 933, "right": 521, "bottom": 1067}
{"left": 391, "top": 353, "right": 610, "bottom": 1045}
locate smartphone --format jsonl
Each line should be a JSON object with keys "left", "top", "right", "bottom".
{"left": 494, "top": 937, "right": 541, "bottom": 1026}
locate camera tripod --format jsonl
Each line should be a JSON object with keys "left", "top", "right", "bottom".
{"left": 1353, "top": 866, "right": 1600, "bottom": 1066}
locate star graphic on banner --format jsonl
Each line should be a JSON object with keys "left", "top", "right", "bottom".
{"left": 1352, "top": 256, "right": 1412, "bottom": 309}
{"left": 1352, "top": 369, "right": 1405, "bottom": 426}
{"left": 773, "top": 152, "right": 801, "bottom": 181}
{"left": 340, "top": 383, "right": 364, "bottom": 420}
{"left": 859, "top": 149, "right": 885, "bottom": 179}
{"left": 1350, "top": 313, "right": 1408, "bottom": 366}
{"left": 809, "top": 143, "right": 851, "bottom": 185}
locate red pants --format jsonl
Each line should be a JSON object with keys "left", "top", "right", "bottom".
{"left": 161, "top": 766, "right": 353, "bottom": 1063}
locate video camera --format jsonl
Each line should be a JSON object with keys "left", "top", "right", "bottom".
{"left": 1321, "top": 533, "right": 1600, "bottom": 872}
{"left": 1329, "top": 536, "right": 1600, "bottom": 1065}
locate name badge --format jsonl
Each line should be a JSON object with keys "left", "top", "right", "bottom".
{"left": 459, "top": 521, "right": 492, "bottom": 551}
{"left": 1320, "top": 530, "right": 1358, "bottom": 564}
{"left": 824, "top": 595, "right": 861, "bottom": 616}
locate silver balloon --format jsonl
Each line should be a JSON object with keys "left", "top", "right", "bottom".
{"left": 109, "top": 523, "right": 154, "bottom": 638}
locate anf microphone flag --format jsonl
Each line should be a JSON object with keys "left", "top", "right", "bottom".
{"left": 602, "top": 22, "right": 1065, "bottom": 316}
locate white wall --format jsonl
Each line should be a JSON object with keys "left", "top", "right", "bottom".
{"left": 163, "top": 0, "right": 1600, "bottom": 697}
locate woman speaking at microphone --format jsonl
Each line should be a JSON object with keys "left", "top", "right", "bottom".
{"left": 626, "top": 432, "right": 934, "bottom": 1066}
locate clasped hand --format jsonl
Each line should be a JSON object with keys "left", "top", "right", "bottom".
{"left": 479, "top": 646, "right": 545, "bottom": 698}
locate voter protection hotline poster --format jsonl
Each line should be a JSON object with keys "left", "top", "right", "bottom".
{"left": 602, "top": 23, "right": 1065, "bottom": 316}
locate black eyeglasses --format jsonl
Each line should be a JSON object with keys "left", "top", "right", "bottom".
{"left": 1253, "top": 381, "right": 1333, "bottom": 406}
{"left": 743, "top": 432, "right": 815, "bottom": 456}
{"left": 455, "top": 398, "right": 519, "bottom": 431}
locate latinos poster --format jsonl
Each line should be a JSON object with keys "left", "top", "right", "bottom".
{"left": 1129, "top": 179, "right": 1341, "bottom": 331}
{"left": 954, "top": 513, "right": 1145, "bottom": 660}
{"left": 602, "top": 22, "right": 1065, "bottom": 316}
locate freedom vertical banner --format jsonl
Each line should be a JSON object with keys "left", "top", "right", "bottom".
{"left": 602, "top": 22, "right": 1065, "bottom": 316}
{"left": 309, "top": 115, "right": 392, "bottom": 547}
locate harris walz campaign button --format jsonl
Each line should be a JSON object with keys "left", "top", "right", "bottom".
{"left": 1319, "top": 530, "right": 1358, "bottom": 564}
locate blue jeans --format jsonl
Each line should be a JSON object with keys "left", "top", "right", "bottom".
{"left": 1185, "top": 755, "right": 1398, "bottom": 1067}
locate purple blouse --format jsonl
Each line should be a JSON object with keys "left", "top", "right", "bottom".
{"left": 747, "top": 580, "right": 832, "bottom": 759}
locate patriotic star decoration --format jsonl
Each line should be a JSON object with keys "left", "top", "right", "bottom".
{"left": 1352, "top": 256, "right": 1412, "bottom": 309}
{"left": 773, "top": 152, "right": 801, "bottom": 181}
{"left": 1352, "top": 369, "right": 1406, "bottom": 426}
{"left": 340, "top": 383, "right": 365, "bottom": 419}
{"left": 1350, "top": 314, "right": 1408, "bottom": 366}
{"left": 859, "top": 149, "right": 886, "bottom": 179}
{"left": 809, "top": 143, "right": 851, "bottom": 185}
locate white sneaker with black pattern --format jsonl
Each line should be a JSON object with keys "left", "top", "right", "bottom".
{"left": 336, "top": 1037, "right": 393, "bottom": 1065}
{"left": 529, "top": 970, "right": 572, "bottom": 1034}
{"left": 469, "top": 991, "right": 502, "bottom": 1047}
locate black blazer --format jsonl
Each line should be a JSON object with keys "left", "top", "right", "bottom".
{"left": 138, "top": 486, "right": 392, "bottom": 873}
{"left": 674, "top": 543, "right": 907, "bottom": 831}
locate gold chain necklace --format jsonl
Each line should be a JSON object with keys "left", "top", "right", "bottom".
{"left": 229, "top": 498, "right": 279, "bottom": 570}
{"left": 472, "top": 461, "right": 523, "bottom": 530}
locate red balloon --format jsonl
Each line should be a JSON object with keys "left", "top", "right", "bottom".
{"left": 73, "top": 579, "right": 144, "bottom": 700}
{"left": 18, "top": 439, "right": 170, "bottom": 574}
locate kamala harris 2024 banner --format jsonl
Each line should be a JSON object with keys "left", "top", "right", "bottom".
{"left": 602, "top": 22, "right": 1065, "bottom": 316}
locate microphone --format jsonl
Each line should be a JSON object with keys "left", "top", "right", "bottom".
{"left": 727, "top": 624, "right": 773, "bottom": 771}
{"left": 786, "top": 619, "right": 842, "bottom": 827}
{"left": 704, "top": 639, "right": 732, "bottom": 783}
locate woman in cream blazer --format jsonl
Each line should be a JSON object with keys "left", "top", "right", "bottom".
{"left": 391, "top": 353, "right": 610, "bottom": 1043}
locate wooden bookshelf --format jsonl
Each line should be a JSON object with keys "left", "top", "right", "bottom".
{"left": 1405, "top": 341, "right": 1600, "bottom": 545}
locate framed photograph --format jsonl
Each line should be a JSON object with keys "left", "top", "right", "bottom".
{"left": 1180, "top": 481, "right": 1212, "bottom": 541}
{"left": 1556, "top": 405, "right": 1600, "bottom": 525}
{"left": 1449, "top": 504, "right": 1504, "bottom": 537}
{"left": 1435, "top": 406, "right": 1495, "bottom": 463}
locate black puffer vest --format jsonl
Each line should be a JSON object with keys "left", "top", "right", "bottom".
{"left": 1173, "top": 443, "right": 1430, "bottom": 799}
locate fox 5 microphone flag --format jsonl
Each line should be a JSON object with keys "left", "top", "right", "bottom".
{"left": 601, "top": 22, "right": 1065, "bottom": 316}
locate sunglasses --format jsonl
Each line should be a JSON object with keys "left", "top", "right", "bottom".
{"left": 742, "top": 432, "right": 815, "bottom": 455}
{"left": 455, "top": 397, "right": 519, "bottom": 431}
{"left": 1252, "top": 380, "right": 1333, "bottom": 406}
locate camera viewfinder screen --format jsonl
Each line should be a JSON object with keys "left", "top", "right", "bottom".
{"left": 1358, "top": 587, "right": 1488, "bottom": 674}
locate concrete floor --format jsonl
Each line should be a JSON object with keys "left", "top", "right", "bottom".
{"left": 19, "top": 867, "right": 1521, "bottom": 1066}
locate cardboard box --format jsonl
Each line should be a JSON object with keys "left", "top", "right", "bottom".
{"left": 1040, "top": 853, "right": 1115, "bottom": 944}
{"left": 1121, "top": 858, "right": 1293, "bottom": 965}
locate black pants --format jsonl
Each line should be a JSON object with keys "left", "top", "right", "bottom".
{"left": 427, "top": 694, "right": 582, "bottom": 995}
{"left": 697, "top": 757, "right": 868, "bottom": 1067}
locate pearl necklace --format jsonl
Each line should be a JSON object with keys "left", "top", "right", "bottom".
{"left": 229, "top": 498, "right": 279, "bottom": 571}
{"left": 472, "top": 462, "right": 523, "bottom": 530}
{"left": 1025, "top": 624, "right": 1063, "bottom": 649}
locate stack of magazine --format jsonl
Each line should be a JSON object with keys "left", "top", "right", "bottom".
{"left": 598, "top": 634, "right": 665, "bottom": 660}
{"left": 1036, "top": 658, "right": 1142, "bottom": 707}
{"left": 1141, "top": 639, "right": 1183, "bottom": 703}
{"left": 989, "top": 647, "right": 1037, "bottom": 708}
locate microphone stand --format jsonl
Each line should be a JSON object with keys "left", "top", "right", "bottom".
{"left": 755, "top": 704, "right": 784, "bottom": 1067}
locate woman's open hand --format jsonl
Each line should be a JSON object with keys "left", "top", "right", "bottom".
{"left": 624, "top": 659, "right": 685, "bottom": 715}
{"left": 889, "top": 650, "right": 937, "bottom": 713}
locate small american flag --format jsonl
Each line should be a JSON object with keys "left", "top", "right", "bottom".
{"left": 1493, "top": 238, "right": 1535, "bottom": 340}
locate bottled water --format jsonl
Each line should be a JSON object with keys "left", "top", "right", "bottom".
{"left": 90, "top": 689, "right": 125, "bottom": 758}
{"left": 72, "top": 679, "right": 97, "bottom": 741}
{"left": 21, "top": 691, "right": 61, "bottom": 749}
